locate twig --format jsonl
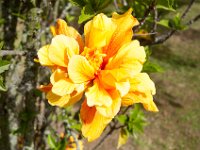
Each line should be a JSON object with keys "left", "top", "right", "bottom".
{"left": 152, "top": 5, "right": 158, "bottom": 33}
{"left": 186, "top": 13, "right": 200, "bottom": 26}
{"left": 181, "top": 0, "right": 196, "bottom": 19}
{"left": 134, "top": 0, "right": 156, "bottom": 31}
{"left": 92, "top": 123, "right": 117, "bottom": 150}
{"left": 153, "top": 30, "right": 176, "bottom": 44}
{"left": 114, "top": 125, "right": 126, "bottom": 130}
{"left": 114, "top": 0, "right": 119, "bottom": 11}
{"left": 122, "top": 0, "right": 128, "bottom": 6}
{"left": 92, "top": 106, "right": 133, "bottom": 150}
{"left": 53, "top": 0, "right": 60, "bottom": 20}
{"left": 59, "top": 3, "right": 71, "bottom": 19}
{"left": 64, "top": 120, "right": 80, "bottom": 150}
{"left": 0, "top": 50, "right": 26, "bottom": 56}
{"left": 134, "top": 32, "right": 157, "bottom": 37}
{"left": 119, "top": 106, "right": 131, "bottom": 115}
{"left": 153, "top": 0, "right": 197, "bottom": 44}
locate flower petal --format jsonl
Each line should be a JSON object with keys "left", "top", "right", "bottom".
{"left": 129, "top": 73, "right": 156, "bottom": 94}
{"left": 37, "top": 45, "right": 54, "bottom": 66}
{"left": 65, "top": 90, "right": 84, "bottom": 107}
{"left": 48, "top": 35, "right": 79, "bottom": 67}
{"left": 50, "top": 68, "right": 67, "bottom": 85}
{"left": 46, "top": 91, "right": 70, "bottom": 107}
{"left": 38, "top": 84, "right": 52, "bottom": 93}
{"left": 52, "top": 79, "right": 75, "bottom": 96}
{"left": 122, "top": 73, "right": 158, "bottom": 112}
{"left": 85, "top": 79, "right": 112, "bottom": 107}
{"left": 50, "top": 19, "right": 84, "bottom": 52}
{"left": 46, "top": 89, "right": 83, "bottom": 107}
{"left": 104, "top": 40, "right": 146, "bottom": 81}
{"left": 80, "top": 100, "right": 112, "bottom": 141}
{"left": 84, "top": 13, "right": 116, "bottom": 49}
{"left": 96, "top": 90, "right": 121, "bottom": 118}
{"left": 68, "top": 55, "right": 95, "bottom": 84}
{"left": 115, "top": 81, "right": 130, "bottom": 97}
{"left": 105, "top": 8, "right": 139, "bottom": 59}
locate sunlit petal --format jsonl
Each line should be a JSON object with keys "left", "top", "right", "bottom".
{"left": 85, "top": 78, "right": 112, "bottom": 107}
{"left": 48, "top": 35, "right": 79, "bottom": 67}
{"left": 105, "top": 8, "right": 139, "bottom": 59}
{"left": 68, "top": 55, "right": 95, "bottom": 84}
{"left": 52, "top": 79, "right": 75, "bottom": 96}
{"left": 106, "top": 40, "right": 146, "bottom": 76}
{"left": 122, "top": 73, "right": 158, "bottom": 112}
{"left": 80, "top": 100, "right": 112, "bottom": 141}
{"left": 50, "top": 68, "right": 67, "bottom": 85}
{"left": 129, "top": 73, "right": 156, "bottom": 94}
{"left": 50, "top": 19, "right": 84, "bottom": 52}
{"left": 37, "top": 45, "right": 54, "bottom": 66}
{"left": 96, "top": 90, "right": 121, "bottom": 118}
{"left": 46, "top": 91, "right": 70, "bottom": 107}
{"left": 143, "top": 100, "right": 158, "bottom": 112}
{"left": 84, "top": 13, "right": 116, "bottom": 49}
{"left": 115, "top": 81, "right": 130, "bottom": 97}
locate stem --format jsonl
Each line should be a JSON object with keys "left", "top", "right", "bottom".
{"left": 153, "top": 0, "right": 197, "bottom": 44}
{"left": 92, "top": 124, "right": 116, "bottom": 150}
{"left": 186, "top": 14, "right": 200, "bottom": 26}
{"left": 181, "top": 0, "right": 196, "bottom": 19}
{"left": 0, "top": 50, "right": 26, "bottom": 56}
{"left": 134, "top": 0, "right": 156, "bottom": 31}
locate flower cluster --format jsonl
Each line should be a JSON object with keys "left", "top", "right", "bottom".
{"left": 37, "top": 9, "right": 158, "bottom": 141}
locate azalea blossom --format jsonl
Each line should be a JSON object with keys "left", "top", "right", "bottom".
{"left": 37, "top": 9, "right": 158, "bottom": 142}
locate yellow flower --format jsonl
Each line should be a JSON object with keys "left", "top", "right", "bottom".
{"left": 37, "top": 8, "right": 158, "bottom": 142}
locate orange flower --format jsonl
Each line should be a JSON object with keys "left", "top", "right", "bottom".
{"left": 37, "top": 9, "right": 158, "bottom": 142}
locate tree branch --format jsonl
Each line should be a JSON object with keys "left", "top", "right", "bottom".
{"left": 152, "top": 0, "right": 197, "bottom": 44}
{"left": 134, "top": 0, "right": 156, "bottom": 31}
{"left": 0, "top": 50, "right": 26, "bottom": 56}
{"left": 181, "top": 0, "right": 196, "bottom": 19}
{"left": 92, "top": 124, "right": 117, "bottom": 150}
{"left": 186, "top": 13, "right": 200, "bottom": 26}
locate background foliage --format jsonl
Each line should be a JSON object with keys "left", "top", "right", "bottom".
{"left": 0, "top": 0, "right": 199, "bottom": 149}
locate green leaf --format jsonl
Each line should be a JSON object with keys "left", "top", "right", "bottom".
{"left": 157, "top": 0, "right": 176, "bottom": 11}
{"left": 157, "top": 19, "right": 170, "bottom": 28}
{"left": 169, "top": 14, "right": 186, "bottom": 30}
{"left": 156, "top": 5, "right": 175, "bottom": 11}
{"left": 66, "top": 14, "right": 75, "bottom": 23}
{"left": 0, "top": 75, "right": 6, "bottom": 91}
{"left": 129, "top": 104, "right": 140, "bottom": 121}
{"left": 47, "top": 134, "right": 57, "bottom": 149}
{"left": 0, "top": 60, "right": 10, "bottom": 74}
{"left": 71, "top": 123, "right": 81, "bottom": 131}
{"left": 144, "top": 46, "right": 152, "bottom": 60}
{"left": 117, "top": 115, "right": 128, "bottom": 124}
{"left": 78, "top": 4, "right": 95, "bottom": 24}
{"left": 94, "top": 0, "right": 113, "bottom": 10}
{"left": 69, "top": 0, "right": 86, "bottom": 7}
{"left": 142, "top": 61, "right": 164, "bottom": 73}
{"left": 127, "top": 105, "right": 147, "bottom": 134}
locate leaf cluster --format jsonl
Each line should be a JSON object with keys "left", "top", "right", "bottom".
{"left": 69, "top": 0, "right": 113, "bottom": 23}
{"left": 116, "top": 105, "right": 147, "bottom": 148}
